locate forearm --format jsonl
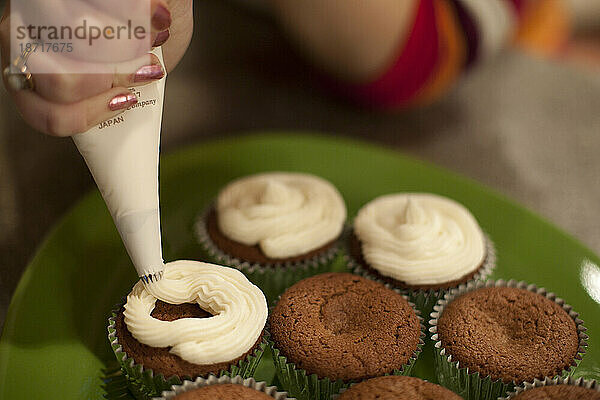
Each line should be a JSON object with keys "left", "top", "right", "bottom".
{"left": 270, "top": 0, "right": 418, "bottom": 83}
{"left": 271, "top": 0, "right": 574, "bottom": 109}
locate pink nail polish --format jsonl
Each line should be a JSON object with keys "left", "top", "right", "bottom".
{"left": 109, "top": 93, "right": 137, "bottom": 111}
{"left": 134, "top": 64, "right": 164, "bottom": 83}
{"left": 152, "top": 30, "right": 170, "bottom": 47}
{"left": 152, "top": 4, "right": 171, "bottom": 31}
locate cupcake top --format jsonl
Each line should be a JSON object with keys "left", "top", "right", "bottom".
{"left": 216, "top": 172, "right": 346, "bottom": 259}
{"left": 269, "top": 273, "right": 421, "bottom": 381}
{"left": 337, "top": 376, "right": 463, "bottom": 400}
{"left": 437, "top": 286, "right": 579, "bottom": 384}
{"left": 171, "top": 384, "right": 273, "bottom": 400}
{"left": 123, "top": 260, "right": 267, "bottom": 365}
{"left": 511, "top": 384, "right": 600, "bottom": 400}
{"left": 354, "top": 193, "right": 486, "bottom": 285}
{"left": 115, "top": 300, "right": 263, "bottom": 378}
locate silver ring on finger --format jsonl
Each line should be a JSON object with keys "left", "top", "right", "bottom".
{"left": 3, "top": 43, "right": 36, "bottom": 91}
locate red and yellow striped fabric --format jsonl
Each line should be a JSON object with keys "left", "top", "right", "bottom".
{"left": 336, "top": 0, "right": 571, "bottom": 109}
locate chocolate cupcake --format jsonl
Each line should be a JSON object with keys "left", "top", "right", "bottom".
{"left": 195, "top": 172, "right": 347, "bottom": 303}
{"left": 429, "top": 280, "right": 588, "bottom": 400}
{"left": 269, "top": 272, "right": 424, "bottom": 400}
{"left": 157, "top": 375, "right": 290, "bottom": 400}
{"left": 346, "top": 193, "right": 495, "bottom": 314}
{"left": 336, "top": 375, "right": 463, "bottom": 399}
{"left": 503, "top": 376, "right": 600, "bottom": 400}
{"left": 107, "top": 260, "right": 269, "bottom": 398}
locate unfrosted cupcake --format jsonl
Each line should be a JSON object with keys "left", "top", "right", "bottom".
{"left": 429, "top": 280, "right": 588, "bottom": 400}
{"left": 336, "top": 376, "right": 463, "bottom": 399}
{"left": 503, "top": 376, "right": 600, "bottom": 400}
{"left": 195, "top": 172, "right": 347, "bottom": 302}
{"left": 157, "top": 375, "right": 290, "bottom": 400}
{"left": 107, "top": 260, "right": 269, "bottom": 398}
{"left": 346, "top": 193, "right": 495, "bottom": 313}
{"left": 269, "top": 272, "right": 424, "bottom": 400}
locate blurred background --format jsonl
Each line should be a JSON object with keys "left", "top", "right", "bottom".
{"left": 0, "top": 0, "right": 599, "bottom": 329}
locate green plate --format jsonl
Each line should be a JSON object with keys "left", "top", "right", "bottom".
{"left": 1, "top": 133, "right": 599, "bottom": 399}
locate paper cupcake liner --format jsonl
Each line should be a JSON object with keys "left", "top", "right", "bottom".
{"left": 102, "top": 362, "right": 133, "bottom": 399}
{"left": 155, "top": 374, "right": 291, "bottom": 400}
{"left": 107, "top": 303, "right": 268, "bottom": 399}
{"left": 268, "top": 296, "right": 426, "bottom": 400}
{"left": 194, "top": 206, "right": 341, "bottom": 304}
{"left": 428, "top": 279, "right": 589, "bottom": 400}
{"left": 501, "top": 376, "right": 599, "bottom": 399}
{"left": 345, "top": 233, "right": 496, "bottom": 317}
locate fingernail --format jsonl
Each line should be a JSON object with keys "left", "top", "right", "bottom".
{"left": 109, "top": 93, "right": 137, "bottom": 111}
{"left": 134, "top": 64, "right": 164, "bottom": 82}
{"left": 152, "top": 4, "right": 171, "bottom": 31}
{"left": 152, "top": 30, "right": 170, "bottom": 47}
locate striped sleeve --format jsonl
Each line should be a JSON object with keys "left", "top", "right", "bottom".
{"left": 329, "top": 0, "right": 440, "bottom": 108}
{"left": 331, "top": 0, "right": 570, "bottom": 109}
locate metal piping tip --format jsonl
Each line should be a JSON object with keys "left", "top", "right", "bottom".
{"left": 140, "top": 270, "right": 164, "bottom": 285}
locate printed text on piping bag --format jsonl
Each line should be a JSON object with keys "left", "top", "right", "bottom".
{"left": 72, "top": 49, "right": 166, "bottom": 279}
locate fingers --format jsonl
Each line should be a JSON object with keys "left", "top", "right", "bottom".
{"left": 59, "top": 0, "right": 171, "bottom": 34}
{"left": 160, "top": 0, "right": 193, "bottom": 72}
{"left": 8, "top": 0, "right": 172, "bottom": 64}
{"left": 13, "top": 87, "right": 138, "bottom": 137}
{"left": 87, "top": 0, "right": 171, "bottom": 33}
{"left": 150, "top": 0, "right": 172, "bottom": 48}
{"left": 152, "top": 30, "right": 171, "bottom": 48}
{"left": 1, "top": 12, "right": 164, "bottom": 104}
{"left": 118, "top": 54, "right": 165, "bottom": 86}
{"left": 31, "top": 53, "right": 164, "bottom": 104}
{"left": 151, "top": 1, "right": 172, "bottom": 32}
{"left": 0, "top": 0, "right": 175, "bottom": 138}
{"left": 83, "top": 0, "right": 172, "bottom": 49}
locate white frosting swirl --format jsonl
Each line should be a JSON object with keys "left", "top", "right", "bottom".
{"left": 216, "top": 172, "right": 347, "bottom": 259}
{"left": 354, "top": 193, "right": 486, "bottom": 285}
{"left": 123, "top": 260, "right": 267, "bottom": 365}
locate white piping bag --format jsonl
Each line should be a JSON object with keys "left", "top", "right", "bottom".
{"left": 72, "top": 49, "right": 166, "bottom": 284}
